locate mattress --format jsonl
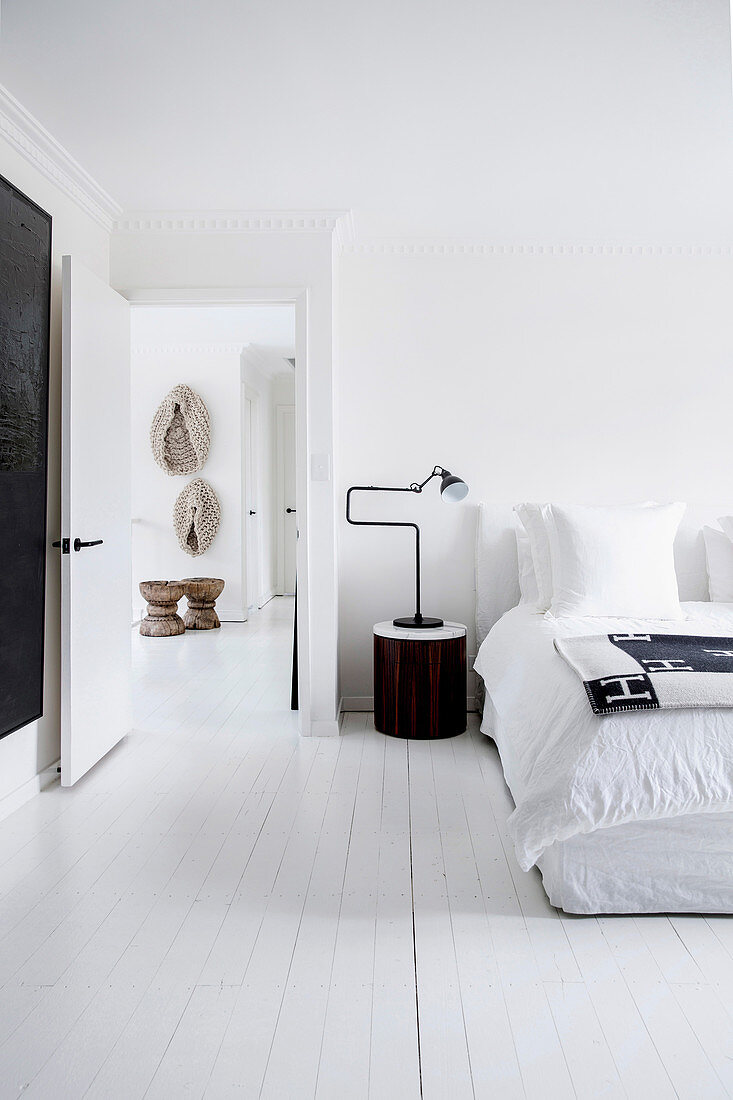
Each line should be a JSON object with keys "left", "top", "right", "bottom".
{"left": 475, "top": 603, "right": 733, "bottom": 913}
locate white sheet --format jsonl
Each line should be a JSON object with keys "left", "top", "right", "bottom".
{"left": 537, "top": 811, "right": 733, "bottom": 913}
{"left": 474, "top": 602, "right": 733, "bottom": 871}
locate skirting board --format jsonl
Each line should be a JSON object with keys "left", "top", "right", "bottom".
{"left": 0, "top": 759, "right": 60, "bottom": 824}
{"left": 217, "top": 608, "right": 247, "bottom": 622}
{"left": 341, "top": 695, "right": 478, "bottom": 713}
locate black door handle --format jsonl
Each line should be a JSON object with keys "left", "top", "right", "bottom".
{"left": 74, "top": 538, "right": 104, "bottom": 552}
{"left": 52, "top": 538, "right": 70, "bottom": 554}
{"left": 249, "top": 510, "right": 256, "bottom": 516}
{"left": 286, "top": 507, "right": 296, "bottom": 514}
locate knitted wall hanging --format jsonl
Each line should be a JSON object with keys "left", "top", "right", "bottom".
{"left": 173, "top": 478, "right": 221, "bottom": 557}
{"left": 150, "top": 383, "right": 211, "bottom": 475}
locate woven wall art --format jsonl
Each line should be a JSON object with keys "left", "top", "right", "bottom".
{"left": 173, "top": 477, "right": 221, "bottom": 556}
{"left": 150, "top": 383, "right": 210, "bottom": 475}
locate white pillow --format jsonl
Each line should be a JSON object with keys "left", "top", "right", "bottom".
{"left": 515, "top": 527, "right": 539, "bottom": 605}
{"left": 705, "top": 524, "right": 733, "bottom": 601}
{"left": 547, "top": 502, "right": 686, "bottom": 619}
{"left": 514, "top": 503, "right": 553, "bottom": 611}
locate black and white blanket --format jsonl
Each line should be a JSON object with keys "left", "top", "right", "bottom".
{"left": 555, "top": 633, "right": 733, "bottom": 715}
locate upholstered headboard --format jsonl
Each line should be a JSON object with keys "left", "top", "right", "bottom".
{"left": 475, "top": 502, "right": 717, "bottom": 650}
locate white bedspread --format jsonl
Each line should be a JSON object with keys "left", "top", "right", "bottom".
{"left": 474, "top": 602, "right": 733, "bottom": 871}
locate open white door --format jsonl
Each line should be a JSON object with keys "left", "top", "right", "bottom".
{"left": 277, "top": 404, "right": 297, "bottom": 595}
{"left": 243, "top": 392, "right": 259, "bottom": 612}
{"left": 61, "top": 255, "right": 131, "bottom": 786}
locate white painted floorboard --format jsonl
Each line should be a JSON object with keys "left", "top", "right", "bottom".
{"left": 1, "top": 596, "right": 732, "bottom": 1097}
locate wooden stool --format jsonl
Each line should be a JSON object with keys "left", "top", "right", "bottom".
{"left": 139, "top": 580, "right": 185, "bottom": 637}
{"left": 181, "top": 577, "right": 225, "bottom": 630}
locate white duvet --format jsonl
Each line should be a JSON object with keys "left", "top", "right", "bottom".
{"left": 474, "top": 602, "right": 733, "bottom": 871}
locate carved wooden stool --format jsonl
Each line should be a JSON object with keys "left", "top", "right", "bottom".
{"left": 139, "top": 580, "right": 186, "bottom": 637}
{"left": 181, "top": 577, "right": 225, "bottom": 630}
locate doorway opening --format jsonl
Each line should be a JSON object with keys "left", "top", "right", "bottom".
{"left": 61, "top": 269, "right": 335, "bottom": 787}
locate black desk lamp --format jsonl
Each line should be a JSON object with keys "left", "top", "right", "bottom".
{"left": 346, "top": 464, "right": 469, "bottom": 629}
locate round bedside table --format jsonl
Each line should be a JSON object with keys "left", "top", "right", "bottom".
{"left": 373, "top": 621, "right": 467, "bottom": 740}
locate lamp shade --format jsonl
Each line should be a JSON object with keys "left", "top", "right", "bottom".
{"left": 440, "top": 472, "right": 469, "bottom": 502}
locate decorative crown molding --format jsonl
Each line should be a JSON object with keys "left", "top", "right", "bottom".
{"left": 343, "top": 239, "right": 733, "bottom": 258}
{"left": 241, "top": 343, "right": 295, "bottom": 380}
{"left": 0, "top": 83, "right": 122, "bottom": 231}
{"left": 241, "top": 344, "right": 274, "bottom": 371}
{"left": 133, "top": 342, "right": 294, "bottom": 383}
{"left": 332, "top": 210, "right": 356, "bottom": 252}
{"left": 133, "top": 343, "right": 247, "bottom": 356}
{"left": 113, "top": 210, "right": 352, "bottom": 235}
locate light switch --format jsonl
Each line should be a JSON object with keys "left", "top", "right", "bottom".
{"left": 311, "top": 453, "right": 331, "bottom": 481}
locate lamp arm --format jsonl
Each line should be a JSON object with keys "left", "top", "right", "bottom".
{"left": 345, "top": 468, "right": 452, "bottom": 625}
{"left": 346, "top": 484, "right": 424, "bottom": 621}
{"left": 412, "top": 464, "right": 450, "bottom": 492}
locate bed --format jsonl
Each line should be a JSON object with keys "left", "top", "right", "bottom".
{"left": 473, "top": 503, "right": 733, "bottom": 914}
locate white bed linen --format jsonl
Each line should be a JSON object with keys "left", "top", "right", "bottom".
{"left": 537, "top": 811, "right": 733, "bottom": 913}
{"left": 474, "top": 602, "right": 733, "bottom": 873}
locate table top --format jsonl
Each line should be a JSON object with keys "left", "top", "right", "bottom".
{"left": 374, "top": 621, "right": 466, "bottom": 642}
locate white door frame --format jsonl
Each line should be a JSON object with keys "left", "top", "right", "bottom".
{"left": 242, "top": 384, "right": 262, "bottom": 612}
{"left": 121, "top": 286, "right": 323, "bottom": 736}
{"left": 275, "top": 403, "right": 296, "bottom": 595}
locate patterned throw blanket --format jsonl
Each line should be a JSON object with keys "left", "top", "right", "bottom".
{"left": 555, "top": 633, "right": 733, "bottom": 715}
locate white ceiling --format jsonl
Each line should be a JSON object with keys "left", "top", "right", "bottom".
{"left": 2, "top": 0, "right": 733, "bottom": 241}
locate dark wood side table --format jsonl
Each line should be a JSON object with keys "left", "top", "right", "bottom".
{"left": 373, "top": 621, "right": 467, "bottom": 740}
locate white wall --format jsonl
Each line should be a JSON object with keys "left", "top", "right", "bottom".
{"left": 131, "top": 342, "right": 246, "bottom": 618}
{"left": 116, "top": 236, "right": 733, "bottom": 719}
{"left": 130, "top": 307, "right": 295, "bottom": 618}
{"left": 0, "top": 134, "right": 110, "bottom": 813}
{"left": 337, "top": 249, "right": 733, "bottom": 705}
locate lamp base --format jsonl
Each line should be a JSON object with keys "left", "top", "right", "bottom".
{"left": 393, "top": 615, "right": 444, "bottom": 629}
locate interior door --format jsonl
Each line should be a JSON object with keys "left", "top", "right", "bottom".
{"left": 277, "top": 404, "right": 297, "bottom": 595}
{"left": 244, "top": 393, "right": 259, "bottom": 611}
{"left": 61, "top": 255, "right": 131, "bottom": 786}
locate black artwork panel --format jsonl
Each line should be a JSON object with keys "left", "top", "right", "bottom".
{"left": 0, "top": 175, "right": 51, "bottom": 739}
